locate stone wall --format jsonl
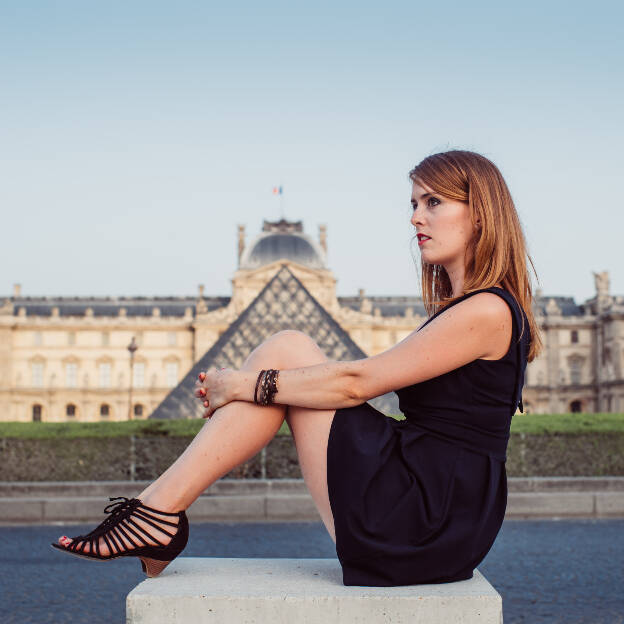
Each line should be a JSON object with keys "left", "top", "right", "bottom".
{"left": 1, "top": 432, "right": 622, "bottom": 481}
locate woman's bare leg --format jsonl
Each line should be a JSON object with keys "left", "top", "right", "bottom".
{"left": 58, "top": 330, "right": 337, "bottom": 552}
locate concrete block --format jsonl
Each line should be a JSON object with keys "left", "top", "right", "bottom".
{"left": 266, "top": 494, "right": 320, "bottom": 519}
{"left": 187, "top": 495, "right": 266, "bottom": 521}
{"left": 126, "top": 558, "right": 502, "bottom": 624}
{"left": 507, "top": 476, "right": 624, "bottom": 493}
{"left": 595, "top": 492, "right": 624, "bottom": 515}
{"left": 0, "top": 498, "right": 44, "bottom": 522}
{"left": 267, "top": 479, "right": 310, "bottom": 494}
{"left": 0, "top": 480, "right": 149, "bottom": 499}
{"left": 506, "top": 492, "right": 594, "bottom": 517}
{"left": 44, "top": 497, "right": 114, "bottom": 522}
{"left": 204, "top": 480, "right": 269, "bottom": 496}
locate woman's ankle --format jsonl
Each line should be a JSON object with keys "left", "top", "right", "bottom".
{"left": 139, "top": 491, "right": 185, "bottom": 514}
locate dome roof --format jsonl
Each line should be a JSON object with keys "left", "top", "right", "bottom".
{"left": 239, "top": 219, "right": 326, "bottom": 270}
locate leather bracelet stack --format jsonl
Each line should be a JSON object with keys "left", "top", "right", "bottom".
{"left": 254, "top": 369, "right": 280, "bottom": 406}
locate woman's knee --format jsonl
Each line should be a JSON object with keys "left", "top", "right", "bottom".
{"left": 244, "top": 330, "right": 327, "bottom": 368}
{"left": 270, "top": 330, "right": 327, "bottom": 363}
{"left": 270, "top": 329, "right": 315, "bottom": 346}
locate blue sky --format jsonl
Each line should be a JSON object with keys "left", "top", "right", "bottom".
{"left": 1, "top": 0, "right": 622, "bottom": 303}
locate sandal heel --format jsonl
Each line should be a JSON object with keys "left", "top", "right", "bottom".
{"left": 139, "top": 556, "right": 172, "bottom": 577}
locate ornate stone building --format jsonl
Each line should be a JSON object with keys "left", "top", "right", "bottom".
{"left": 1, "top": 218, "right": 622, "bottom": 422}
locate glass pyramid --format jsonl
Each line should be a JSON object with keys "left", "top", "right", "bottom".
{"left": 151, "top": 264, "right": 400, "bottom": 419}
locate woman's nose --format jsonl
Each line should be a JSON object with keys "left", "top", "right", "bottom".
{"left": 411, "top": 209, "right": 423, "bottom": 226}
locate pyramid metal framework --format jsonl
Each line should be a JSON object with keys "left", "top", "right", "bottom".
{"left": 150, "top": 264, "right": 399, "bottom": 419}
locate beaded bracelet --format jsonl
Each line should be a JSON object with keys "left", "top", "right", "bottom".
{"left": 259, "top": 369, "right": 273, "bottom": 406}
{"left": 267, "top": 369, "right": 279, "bottom": 405}
{"left": 264, "top": 369, "right": 279, "bottom": 405}
{"left": 254, "top": 369, "right": 280, "bottom": 406}
{"left": 254, "top": 370, "right": 263, "bottom": 404}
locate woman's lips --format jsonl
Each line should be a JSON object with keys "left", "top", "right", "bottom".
{"left": 418, "top": 236, "right": 431, "bottom": 246}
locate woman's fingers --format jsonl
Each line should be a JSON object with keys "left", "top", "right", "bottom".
{"left": 196, "top": 369, "right": 226, "bottom": 417}
{"left": 195, "top": 374, "right": 207, "bottom": 399}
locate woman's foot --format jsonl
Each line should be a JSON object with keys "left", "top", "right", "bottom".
{"left": 57, "top": 496, "right": 181, "bottom": 556}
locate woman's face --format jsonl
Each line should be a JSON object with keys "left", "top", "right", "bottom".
{"left": 410, "top": 180, "right": 476, "bottom": 269}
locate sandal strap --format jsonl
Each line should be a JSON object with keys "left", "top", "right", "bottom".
{"left": 101, "top": 531, "right": 115, "bottom": 556}
{"left": 137, "top": 500, "right": 182, "bottom": 516}
{"left": 126, "top": 516, "right": 166, "bottom": 547}
{"left": 134, "top": 507, "right": 179, "bottom": 529}
{"left": 132, "top": 508, "right": 177, "bottom": 535}
{"left": 118, "top": 519, "right": 148, "bottom": 548}
{"left": 94, "top": 535, "right": 101, "bottom": 558}
{"left": 107, "top": 525, "right": 124, "bottom": 555}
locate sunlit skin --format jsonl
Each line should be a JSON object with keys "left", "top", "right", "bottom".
{"left": 410, "top": 180, "right": 497, "bottom": 297}
{"left": 57, "top": 179, "right": 509, "bottom": 555}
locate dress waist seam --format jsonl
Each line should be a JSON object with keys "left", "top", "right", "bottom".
{"left": 401, "top": 421, "right": 507, "bottom": 462}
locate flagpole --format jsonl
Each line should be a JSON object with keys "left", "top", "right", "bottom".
{"left": 273, "top": 185, "right": 285, "bottom": 219}
{"left": 280, "top": 186, "right": 284, "bottom": 219}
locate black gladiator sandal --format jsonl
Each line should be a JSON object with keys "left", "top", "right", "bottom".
{"left": 50, "top": 496, "right": 189, "bottom": 578}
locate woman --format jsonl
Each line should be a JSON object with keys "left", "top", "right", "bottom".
{"left": 52, "top": 149, "right": 542, "bottom": 586}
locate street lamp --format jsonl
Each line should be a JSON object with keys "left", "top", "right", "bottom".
{"left": 127, "top": 336, "right": 138, "bottom": 420}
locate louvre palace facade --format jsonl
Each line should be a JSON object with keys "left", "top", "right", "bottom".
{"left": 1, "top": 218, "right": 623, "bottom": 422}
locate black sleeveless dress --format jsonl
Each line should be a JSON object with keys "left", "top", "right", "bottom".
{"left": 326, "top": 287, "right": 530, "bottom": 586}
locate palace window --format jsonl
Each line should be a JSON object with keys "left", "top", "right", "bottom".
{"left": 167, "top": 332, "right": 177, "bottom": 346}
{"left": 571, "top": 330, "right": 579, "bottom": 344}
{"left": 65, "top": 363, "right": 78, "bottom": 388}
{"left": 66, "top": 404, "right": 76, "bottom": 418}
{"left": 102, "top": 332, "right": 110, "bottom": 347}
{"left": 570, "top": 400, "right": 582, "bottom": 413}
{"left": 99, "top": 362, "right": 112, "bottom": 388}
{"left": 134, "top": 404, "right": 144, "bottom": 418}
{"left": 133, "top": 362, "right": 145, "bottom": 388}
{"left": 569, "top": 357, "right": 583, "bottom": 386}
{"left": 33, "top": 331, "right": 43, "bottom": 346}
{"left": 165, "top": 362, "right": 178, "bottom": 387}
{"left": 31, "top": 362, "right": 44, "bottom": 388}
{"left": 32, "top": 404, "right": 42, "bottom": 422}
{"left": 100, "top": 404, "right": 110, "bottom": 418}
{"left": 68, "top": 331, "right": 76, "bottom": 346}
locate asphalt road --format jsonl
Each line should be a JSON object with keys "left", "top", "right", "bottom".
{"left": 1, "top": 518, "right": 622, "bottom": 623}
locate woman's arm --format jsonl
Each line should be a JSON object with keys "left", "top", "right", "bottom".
{"left": 198, "top": 292, "right": 511, "bottom": 416}
{"left": 232, "top": 359, "right": 363, "bottom": 410}
{"left": 345, "top": 292, "right": 513, "bottom": 400}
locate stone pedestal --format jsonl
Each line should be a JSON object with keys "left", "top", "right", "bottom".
{"left": 126, "top": 558, "right": 502, "bottom": 623}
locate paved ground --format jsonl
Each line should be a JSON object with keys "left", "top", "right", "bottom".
{"left": 1, "top": 518, "right": 622, "bottom": 623}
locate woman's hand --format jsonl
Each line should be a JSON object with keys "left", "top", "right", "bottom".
{"left": 194, "top": 367, "right": 237, "bottom": 419}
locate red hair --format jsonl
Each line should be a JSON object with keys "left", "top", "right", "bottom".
{"left": 409, "top": 150, "right": 542, "bottom": 362}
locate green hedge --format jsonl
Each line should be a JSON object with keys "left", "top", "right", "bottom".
{"left": 0, "top": 414, "right": 623, "bottom": 480}
{"left": 1, "top": 413, "right": 623, "bottom": 439}
{"left": 509, "top": 412, "right": 624, "bottom": 433}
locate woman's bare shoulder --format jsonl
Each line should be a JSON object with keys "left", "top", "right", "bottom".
{"left": 460, "top": 292, "right": 513, "bottom": 359}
